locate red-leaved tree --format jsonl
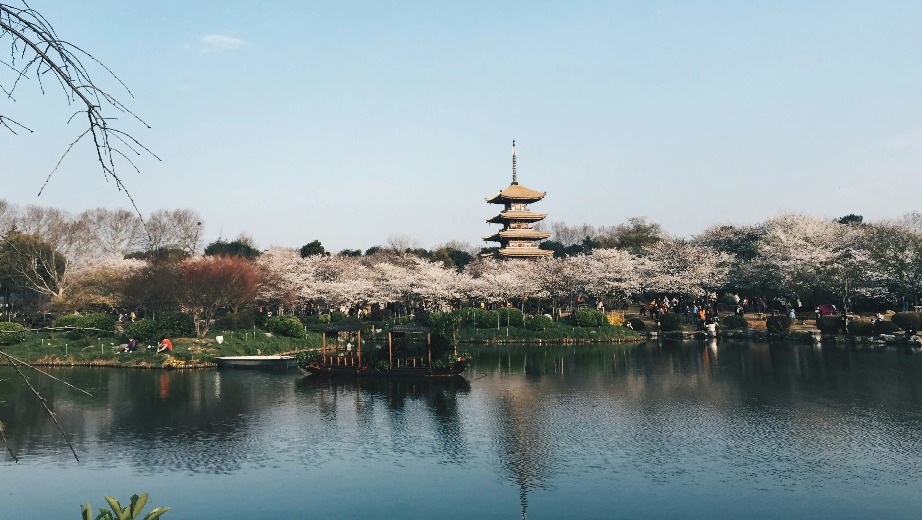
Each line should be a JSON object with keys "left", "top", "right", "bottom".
{"left": 179, "top": 255, "right": 258, "bottom": 338}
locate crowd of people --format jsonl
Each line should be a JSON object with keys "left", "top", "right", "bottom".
{"left": 640, "top": 295, "right": 724, "bottom": 331}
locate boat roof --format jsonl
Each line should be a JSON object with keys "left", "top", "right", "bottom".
{"left": 390, "top": 325, "right": 431, "bottom": 334}
{"left": 322, "top": 323, "right": 365, "bottom": 333}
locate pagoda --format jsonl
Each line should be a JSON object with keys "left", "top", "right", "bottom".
{"left": 483, "top": 141, "right": 553, "bottom": 258}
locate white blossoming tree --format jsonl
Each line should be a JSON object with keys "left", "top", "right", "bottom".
{"left": 639, "top": 239, "right": 731, "bottom": 298}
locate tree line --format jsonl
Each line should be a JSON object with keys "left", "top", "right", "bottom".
{"left": 3, "top": 199, "right": 922, "bottom": 338}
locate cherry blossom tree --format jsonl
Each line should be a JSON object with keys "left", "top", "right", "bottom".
{"left": 408, "top": 256, "right": 472, "bottom": 311}
{"left": 466, "top": 258, "right": 542, "bottom": 307}
{"left": 59, "top": 255, "right": 146, "bottom": 311}
{"left": 862, "top": 221, "right": 922, "bottom": 305}
{"left": 755, "top": 213, "right": 871, "bottom": 310}
{"left": 639, "top": 239, "right": 730, "bottom": 297}
{"left": 569, "top": 248, "right": 644, "bottom": 302}
{"left": 255, "top": 248, "right": 307, "bottom": 312}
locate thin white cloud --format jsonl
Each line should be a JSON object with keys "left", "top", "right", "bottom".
{"left": 882, "top": 129, "right": 922, "bottom": 151}
{"left": 200, "top": 34, "right": 248, "bottom": 53}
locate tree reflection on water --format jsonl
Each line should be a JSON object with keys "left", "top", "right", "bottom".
{"left": 2, "top": 342, "right": 922, "bottom": 519}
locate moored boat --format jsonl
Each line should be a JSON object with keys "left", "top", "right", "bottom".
{"left": 216, "top": 355, "right": 298, "bottom": 369}
{"left": 300, "top": 324, "right": 468, "bottom": 378}
{"left": 300, "top": 357, "right": 467, "bottom": 377}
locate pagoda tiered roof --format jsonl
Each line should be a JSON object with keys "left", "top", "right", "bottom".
{"left": 498, "top": 247, "right": 553, "bottom": 257}
{"left": 486, "top": 210, "right": 548, "bottom": 224}
{"left": 482, "top": 229, "right": 551, "bottom": 242}
{"left": 485, "top": 183, "right": 546, "bottom": 204}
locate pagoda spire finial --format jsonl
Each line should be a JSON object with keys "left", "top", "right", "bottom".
{"left": 512, "top": 140, "right": 518, "bottom": 185}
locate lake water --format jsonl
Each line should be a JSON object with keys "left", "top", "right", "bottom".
{"left": 2, "top": 340, "right": 922, "bottom": 519}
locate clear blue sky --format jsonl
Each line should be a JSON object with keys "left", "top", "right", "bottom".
{"left": 4, "top": 1, "right": 921, "bottom": 251}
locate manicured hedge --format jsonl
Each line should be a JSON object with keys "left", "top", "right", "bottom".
{"left": 721, "top": 315, "right": 748, "bottom": 329}
{"left": 496, "top": 307, "right": 524, "bottom": 327}
{"left": 659, "top": 312, "right": 683, "bottom": 331}
{"left": 873, "top": 320, "right": 901, "bottom": 334}
{"left": 846, "top": 320, "right": 871, "bottom": 336}
{"left": 266, "top": 315, "right": 305, "bottom": 338}
{"left": 157, "top": 312, "right": 195, "bottom": 338}
{"left": 892, "top": 312, "right": 922, "bottom": 331}
{"left": 55, "top": 313, "right": 116, "bottom": 339}
{"left": 627, "top": 318, "right": 646, "bottom": 331}
{"left": 0, "top": 322, "right": 26, "bottom": 345}
{"left": 766, "top": 316, "right": 792, "bottom": 334}
{"left": 125, "top": 319, "right": 161, "bottom": 343}
{"left": 571, "top": 309, "right": 607, "bottom": 327}
{"left": 123, "top": 313, "right": 195, "bottom": 342}
{"left": 816, "top": 316, "right": 841, "bottom": 335}
{"left": 471, "top": 309, "right": 500, "bottom": 329}
{"left": 525, "top": 315, "right": 556, "bottom": 331}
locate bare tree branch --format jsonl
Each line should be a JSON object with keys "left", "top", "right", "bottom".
{"left": 1, "top": 1, "right": 158, "bottom": 219}
{"left": 0, "top": 348, "right": 80, "bottom": 462}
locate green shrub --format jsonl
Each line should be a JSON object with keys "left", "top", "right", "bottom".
{"left": 816, "top": 316, "right": 841, "bottom": 334}
{"left": 659, "top": 312, "right": 683, "bottom": 331}
{"left": 627, "top": 317, "right": 646, "bottom": 331}
{"left": 571, "top": 309, "right": 607, "bottom": 327}
{"left": 874, "top": 320, "right": 901, "bottom": 334}
{"left": 525, "top": 315, "right": 556, "bottom": 331}
{"left": 157, "top": 312, "right": 195, "bottom": 338}
{"left": 847, "top": 320, "right": 873, "bottom": 336}
{"left": 55, "top": 313, "right": 116, "bottom": 339}
{"left": 214, "top": 310, "right": 255, "bottom": 331}
{"left": 891, "top": 312, "right": 922, "bottom": 331}
{"left": 474, "top": 309, "right": 500, "bottom": 329}
{"left": 125, "top": 319, "right": 161, "bottom": 343}
{"left": 54, "top": 314, "right": 83, "bottom": 328}
{"left": 266, "top": 315, "right": 305, "bottom": 338}
{"left": 254, "top": 311, "right": 268, "bottom": 328}
{"left": 766, "top": 316, "right": 792, "bottom": 334}
{"left": 82, "top": 313, "right": 116, "bottom": 334}
{"left": 721, "top": 315, "right": 748, "bottom": 329}
{"left": 0, "top": 322, "right": 26, "bottom": 345}
{"left": 426, "top": 311, "right": 462, "bottom": 348}
{"left": 495, "top": 307, "right": 524, "bottom": 327}
{"left": 329, "top": 311, "right": 348, "bottom": 323}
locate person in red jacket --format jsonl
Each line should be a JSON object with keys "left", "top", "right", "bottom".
{"left": 156, "top": 337, "right": 173, "bottom": 354}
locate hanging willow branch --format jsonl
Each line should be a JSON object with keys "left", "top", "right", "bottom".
{"left": 0, "top": 1, "right": 158, "bottom": 217}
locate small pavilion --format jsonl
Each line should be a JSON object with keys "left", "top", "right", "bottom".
{"left": 483, "top": 141, "right": 553, "bottom": 258}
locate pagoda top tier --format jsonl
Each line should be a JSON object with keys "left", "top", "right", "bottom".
{"left": 485, "top": 183, "right": 546, "bottom": 204}
{"left": 485, "top": 140, "right": 546, "bottom": 204}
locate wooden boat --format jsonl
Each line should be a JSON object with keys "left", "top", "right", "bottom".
{"left": 300, "top": 324, "right": 468, "bottom": 378}
{"left": 300, "top": 357, "right": 468, "bottom": 377}
{"left": 215, "top": 355, "right": 298, "bottom": 369}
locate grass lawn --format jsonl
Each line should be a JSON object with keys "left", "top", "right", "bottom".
{"left": 0, "top": 329, "right": 322, "bottom": 368}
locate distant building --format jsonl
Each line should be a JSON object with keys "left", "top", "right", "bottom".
{"left": 483, "top": 141, "right": 553, "bottom": 258}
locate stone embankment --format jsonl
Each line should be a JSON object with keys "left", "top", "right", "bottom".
{"left": 646, "top": 328, "right": 922, "bottom": 349}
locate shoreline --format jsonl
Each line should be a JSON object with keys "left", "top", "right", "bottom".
{"left": 4, "top": 330, "right": 918, "bottom": 370}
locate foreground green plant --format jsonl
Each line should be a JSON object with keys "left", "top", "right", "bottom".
{"left": 80, "top": 493, "right": 170, "bottom": 520}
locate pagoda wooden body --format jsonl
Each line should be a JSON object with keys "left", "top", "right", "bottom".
{"left": 483, "top": 142, "right": 553, "bottom": 258}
